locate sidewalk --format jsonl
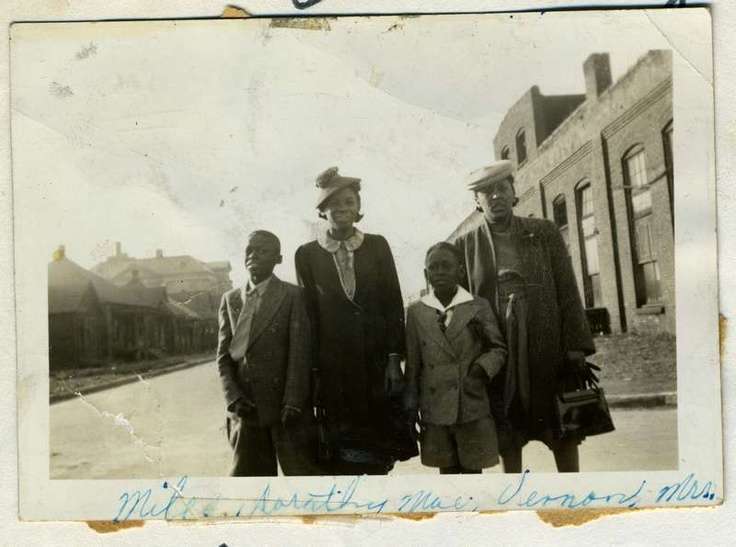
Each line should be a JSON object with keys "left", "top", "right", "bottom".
{"left": 49, "top": 353, "right": 214, "bottom": 404}
{"left": 608, "top": 391, "right": 677, "bottom": 408}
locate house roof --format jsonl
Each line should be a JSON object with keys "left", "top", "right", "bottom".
{"left": 48, "top": 283, "right": 94, "bottom": 314}
{"left": 171, "top": 291, "right": 218, "bottom": 318}
{"left": 134, "top": 255, "right": 218, "bottom": 277}
{"left": 124, "top": 278, "right": 168, "bottom": 307}
{"left": 166, "top": 299, "right": 201, "bottom": 319}
{"left": 93, "top": 254, "right": 219, "bottom": 281}
{"left": 206, "top": 261, "right": 231, "bottom": 272}
{"left": 49, "top": 257, "right": 156, "bottom": 312}
{"left": 90, "top": 256, "right": 136, "bottom": 280}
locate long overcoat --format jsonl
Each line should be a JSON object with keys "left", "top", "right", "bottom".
{"left": 450, "top": 213, "right": 595, "bottom": 438}
{"left": 295, "top": 233, "right": 409, "bottom": 460}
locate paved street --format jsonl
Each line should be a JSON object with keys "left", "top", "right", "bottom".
{"left": 50, "top": 361, "right": 678, "bottom": 479}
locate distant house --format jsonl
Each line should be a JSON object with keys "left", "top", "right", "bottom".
{"left": 92, "top": 242, "right": 232, "bottom": 317}
{"left": 48, "top": 246, "right": 217, "bottom": 370}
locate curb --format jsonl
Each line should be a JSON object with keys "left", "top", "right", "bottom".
{"left": 607, "top": 391, "right": 677, "bottom": 409}
{"left": 50, "top": 356, "right": 214, "bottom": 404}
{"left": 51, "top": 361, "right": 677, "bottom": 410}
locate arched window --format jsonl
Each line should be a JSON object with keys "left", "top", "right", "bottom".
{"left": 624, "top": 144, "right": 651, "bottom": 214}
{"left": 576, "top": 181, "right": 601, "bottom": 308}
{"left": 552, "top": 194, "right": 569, "bottom": 248}
{"left": 623, "top": 145, "right": 661, "bottom": 306}
{"left": 662, "top": 120, "right": 674, "bottom": 227}
{"left": 501, "top": 146, "right": 510, "bottom": 160}
{"left": 515, "top": 129, "right": 527, "bottom": 166}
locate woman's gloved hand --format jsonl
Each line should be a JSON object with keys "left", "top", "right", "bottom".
{"left": 384, "top": 353, "right": 405, "bottom": 398}
{"left": 280, "top": 405, "right": 302, "bottom": 426}
{"left": 401, "top": 389, "right": 420, "bottom": 447}
{"left": 565, "top": 350, "right": 601, "bottom": 386}
{"left": 402, "top": 388, "right": 418, "bottom": 419}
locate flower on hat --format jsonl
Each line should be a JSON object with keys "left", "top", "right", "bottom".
{"left": 314, "top": 166, "right": 362, "bottom": 211}
{"left": 316, "top": 166, "right": 340, "bottom": 189}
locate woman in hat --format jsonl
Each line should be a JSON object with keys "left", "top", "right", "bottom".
{"left": 449, "top": 159, "right": 598, "bottom": 473}
{"left": 295, "top": 167, "right": 417, "bottom": 475}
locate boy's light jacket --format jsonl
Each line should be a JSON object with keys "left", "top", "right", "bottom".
{"left": 405, "top": 292, "right": 507, "bottom": 426}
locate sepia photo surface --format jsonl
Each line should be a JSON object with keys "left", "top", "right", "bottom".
{"left": 11, "top": 8, "right": 720, "bottom": 520}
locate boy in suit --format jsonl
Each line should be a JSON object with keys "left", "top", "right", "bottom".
{"left": 404, "top": 242, "right": 507, "bottom": 474}
{"left": 216, "top": 230, "right": 318, "bottom": 476}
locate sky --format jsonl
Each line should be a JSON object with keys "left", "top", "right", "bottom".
{"left": 10, "top": 12, "right": 682, "bottom": 297}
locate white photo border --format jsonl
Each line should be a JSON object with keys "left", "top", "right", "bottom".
{"left": 11, "top": 8, "right": 721, "bottom": 521}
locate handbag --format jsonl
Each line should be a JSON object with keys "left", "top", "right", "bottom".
{"left": 554, "top": 364, "right": 615, "bottom": 439}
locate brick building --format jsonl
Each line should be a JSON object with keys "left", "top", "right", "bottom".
{"left": 451, "top": 50, "right": 674, "bottom": 334}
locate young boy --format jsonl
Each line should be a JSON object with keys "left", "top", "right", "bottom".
{"left": 404, "top": 242, "right": 507, "bottom": 474}
{"left": 216, "top": 230, "right": 318, "bottom": 476}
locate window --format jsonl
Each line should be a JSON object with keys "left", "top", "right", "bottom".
{"left": 516, "top": 129, "right": 527, "bottom": 165}
{"left": 662, "top": 121, "right": 674, "bottom": 226}
{"left": 623, "top": 146, "right": 662, "bottom": 306}
{"left": 576, "top": 182, "right": 601, "bottom": 308}
{"left": 501, "top": 146, "right": 510, "bottom": 160}
{"left": 552, "top": 194, "right": 569, "bottom": 248}
{"left": 625, "top": 146, "right": 651, "bottom": 214}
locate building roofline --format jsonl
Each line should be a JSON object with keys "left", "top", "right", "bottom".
{"left": 495, "top": 50, "right": 671, "bottom": 165}
{"left": 513, "top": 49, "right": 671, "bottom": 172}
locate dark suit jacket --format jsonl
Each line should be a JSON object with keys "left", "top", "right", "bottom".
{"left": 216, "top": 276, "right": 311, "bottom": 427}
{"left": 405, "top": 295, "right": 507, "bottom": 426}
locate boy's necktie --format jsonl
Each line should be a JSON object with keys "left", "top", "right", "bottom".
{"left": 436, "top": 310, "right": 448, "bottom": 333}
{"left": 229, "top": 287, "right": 260, "bottom": 361}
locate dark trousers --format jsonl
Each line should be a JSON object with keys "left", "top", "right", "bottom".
{"left": 226, "top": 413, "right": 321, "bottom": 477}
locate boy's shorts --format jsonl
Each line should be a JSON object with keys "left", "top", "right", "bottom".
{"left": 420, "top": 416, "right": 499, "bottom": 470}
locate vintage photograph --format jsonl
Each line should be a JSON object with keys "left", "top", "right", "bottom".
{"left": 11, "top": 8, "right": 720, "bottom": 519}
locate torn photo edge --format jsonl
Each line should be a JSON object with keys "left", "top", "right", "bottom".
{"left": 10, "top": 8, "right": 720, "bottom": 521}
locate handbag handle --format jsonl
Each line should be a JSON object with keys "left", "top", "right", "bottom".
{"left": 583, "top": 361, "right": 602, "bottom": 390}
{"left": 562, "top": 360, "right": 602, "bottom": 392}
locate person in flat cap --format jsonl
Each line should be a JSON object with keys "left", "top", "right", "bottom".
{"left": 295, "top": 167, "right": 418, "bottom": 475}
{"left": 448, "top": 159, "right": 597, "bottom": 473}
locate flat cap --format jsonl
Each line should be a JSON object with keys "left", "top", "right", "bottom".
{"left": 314, "top": 166, "right": 362, "bottom": 209}
{"left": 465, "top": 160, "right": 514, "bottom": 192}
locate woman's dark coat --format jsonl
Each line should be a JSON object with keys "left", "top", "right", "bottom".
{"left": 295, "top": 233, "right": 410, "bottom": 462}
{"left": 450, "top": 213, "right": 595, "bottom": 439}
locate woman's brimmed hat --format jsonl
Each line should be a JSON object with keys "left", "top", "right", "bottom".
{"left": 465, "top": 160, "right": 514, "bottom": 192}
{"left": 315, "top": 166, "right": 362, "bottom": 210}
